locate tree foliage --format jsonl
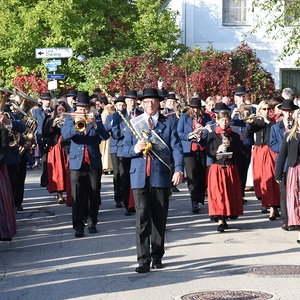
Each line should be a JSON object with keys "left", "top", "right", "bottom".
{"left": 251, "top": 0, "right": 300, "bottom": 65}
{"left": 0, "top": 0, "right": 181, "bottom": 92}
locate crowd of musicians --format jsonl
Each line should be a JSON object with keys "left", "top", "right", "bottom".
{"left": 1, "top": 84, "right": 300, "bottom": 273}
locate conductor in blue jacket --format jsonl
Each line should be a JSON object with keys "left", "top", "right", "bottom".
{"left": 61, "top": 91, "right": 109, "bottom": 238}
{"left": 121, "top": 88, "right": 184, "bottom": 273}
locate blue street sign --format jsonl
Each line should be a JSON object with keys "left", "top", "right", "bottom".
{"left": 48, "top": 66, "right": 57, "bottom": 72}
{"left": 47, "top": 74, "right": 65, "bottom": 80}
{"left": 44, "top": 59, "right": 62, "bottom": 66}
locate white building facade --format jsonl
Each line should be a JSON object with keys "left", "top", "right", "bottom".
{"left": 166, "top": 0, "right": 300, "bottom": 92}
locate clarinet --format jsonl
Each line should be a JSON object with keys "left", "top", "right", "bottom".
{"left": 221, "top": 127, "right": 228, "bottom": 169}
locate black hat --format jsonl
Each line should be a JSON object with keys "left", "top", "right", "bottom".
{"left": 188, "top": 97, "right": 203, "bottom": 108}
{"left": 67, "top": 89, "right": 77, "bottom": 97}
{"left": 139, "top": 88, "right": 164, "bottom": 101}
{"left": 93, "top": 88, "right": 101, "bottom": 93}
{"left": 76, "top": 91, "right": 91, "bottom": 106}
{"left": 167, "top": 94, "right": 178, "bottom": 100}
{"left": 213, "top": 102, "right": 230, "bottom": 113}
{"left": 41, "top": 92, "right": 52, "bottom": 100}
{"left": 158, "top": 88, "right": 169, "bottom": 98}
{"left": 278, "top": 100, "right": 299, "bottom": 111}
{"left": 125, "top": 90, "right": 138, "bottom": 99}
{"left": 114, "top": 96, "right": 126, "bottom": 104}
{"left": 233, "top": 86, "right": 248, "bottom": 95}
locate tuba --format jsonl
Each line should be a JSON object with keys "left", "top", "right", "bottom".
{"left": 14, "top": 88, "right": 39, "bottom": 155}
{"left": 0, "top": 87, "right": 21, "bottom": 148}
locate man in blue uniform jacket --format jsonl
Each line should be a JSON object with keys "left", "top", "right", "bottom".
{"left": 61, "top": 91, "right": 109, "bottom": 238}
{"left": 121, "top": 88, "right": 184, "bottom": 273}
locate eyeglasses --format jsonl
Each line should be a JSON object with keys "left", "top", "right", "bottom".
{"left": 143, "top": 100, "right": 158, "bottom": 105}
{"left": 261, "top": 108, "right": 271, "bottom": 111}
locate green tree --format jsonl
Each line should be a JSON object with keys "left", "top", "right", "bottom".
{"left": 251, "top": 0, "right": 300, "bottom": 65}
{"left": 0, "top": 0, "right": 182, "bottom": 93}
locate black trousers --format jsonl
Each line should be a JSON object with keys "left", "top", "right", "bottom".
{"left": 111, "top": 153, "right": 123, "bottom": 203}
{"left": 184, "top": 151, "right": 206, "bottom": 204}
{"left": 119, "top": 156, "right": 131, "bottom": 209}
{"left": 70, "top": 164, "right": 102, "bottom": 230}
{"left": 111, "top": 154, "right": 131, "bottom": 209}
{"left": 239, "top": 144, "right": 252, "bottom": 197}
{"left": 133, "top": 186, "right": 170, "bottom": 266}
{"left": 36, "top": 133, "right": 48, "bottom": 186}
{"left": 279, "top": 172, "right": 288, "bottom": 224}
{"left": 15, "top": 152, "right": 28, "bottom": 207}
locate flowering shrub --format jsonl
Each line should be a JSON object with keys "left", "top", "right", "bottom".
{"left": 12, "top": 67, "right": 48, "bottom": 98}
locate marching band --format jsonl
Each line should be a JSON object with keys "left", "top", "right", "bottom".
{"left": 1, "top": 85, "right": 300, "bottom": 251}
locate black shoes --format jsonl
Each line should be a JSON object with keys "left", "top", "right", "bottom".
{"left": 217, "top": 224, "right": 225, "bottom": 232}
{"left": 75, "top": 226, "right": 97, "bottom": 237}
{"left": 223, "top": 220, "right": 229, "bottom": 229}
{"left": 135, "top": 264, "right": 150, "bottom": 273}
{"left": 88, "top": 225, "right": 97, "bottom": 234}
{"left": 172, "top": 186, "right": 180, "bottom": 192}
{"left": 16, "top": 205, "right": 24, "bottom": 211}
{"left": 192, "top": 201, "right": 200, "bottom": 214}
{"left": 75, "top": 229, "right": 84, "bottom": 238}
{"left": 125, "top": 208, "right": 135, "bottom": 216}
{"left": 115, "top": 201, "right": 123, "bottom": 208}
{"left": 152, "top": 259, "right": 163, "bottom": 269}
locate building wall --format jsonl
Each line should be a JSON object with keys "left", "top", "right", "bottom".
{"left": 167, "top": 0, "right": 300, "bottom": 89}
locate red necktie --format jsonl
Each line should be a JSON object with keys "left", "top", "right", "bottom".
{"left": 148, "top": 116, "right": 155, "bottom": 130}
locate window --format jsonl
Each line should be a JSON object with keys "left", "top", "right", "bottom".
{"left": 222, "top": 0, "right": 249, "bottom": 26}
{"left": 281, "top": 69, "right": 300, "bottom": 95}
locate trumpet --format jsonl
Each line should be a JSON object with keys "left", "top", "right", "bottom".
{"left": 239, "top": 113, "right": 280, "bottom": 122}
{"left": 61, "top": 112, "right": 94, "bottom": 132}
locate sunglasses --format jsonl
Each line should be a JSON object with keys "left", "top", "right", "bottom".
{"left": 261, "top": 108, "right": 271, "bottom": 111}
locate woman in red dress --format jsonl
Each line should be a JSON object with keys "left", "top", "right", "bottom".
{"left": 245, "top": 100, "right": 280, "bottom": 220}
{"left": 276, "top": 111, "right": 300, "bottom": 243}
{"left": 206, "top": 110, "right": 243, "bottom": 232}
{"left": 0, "top": 127, "right": 16, "bottom": 241}
{"left": 43, "top": 102, "right": 72, "bottom": 206}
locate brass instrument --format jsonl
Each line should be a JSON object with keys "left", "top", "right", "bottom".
{"left": 0, "top": 87, "right": 21, "bottom": 148}
{"left": 117, "top": 110, "right": 152, "bottom": 155}
{"left": 61, "top": 112, "right": 93, "bottom": 132}
{"left": 14, "top": 88, "right": 39, "bottom": 155}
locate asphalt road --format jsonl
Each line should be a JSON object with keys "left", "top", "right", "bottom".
{"left": 0, "top": 168, "right": 300, "bottom": 300}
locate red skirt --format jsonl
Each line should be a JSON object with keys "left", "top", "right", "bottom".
{"left": 286, "top": 163, "right": 300, "bottom": 226}
{"left": 47, "top": 136, "right": 72, "bottom": 206}
{"left": 207, "top": 164, "right": 243, "bottom": 217}
{"left": 0, "top": 165, "right": 16, "bottom": 239}
{"left": 252, "top": 145, "right": 280, "bottom": 207}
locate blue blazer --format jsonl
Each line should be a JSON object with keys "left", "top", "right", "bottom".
{"left": 111, "top": 109, "right": 143, "bottom": 157}
{"left": 270, "top": 121, "right": 286, "bottom": 170}
{"left": 177, "top": 113, "right": 211, "bottom": 153}
{"left": 104, "top": 113, "right": 118, "bottom": 155}
{"left": 61, "top": 114, "right": 109, "bottom": 170}
{"left": 121, "top": 114, "right": 184, "bottom": 189}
